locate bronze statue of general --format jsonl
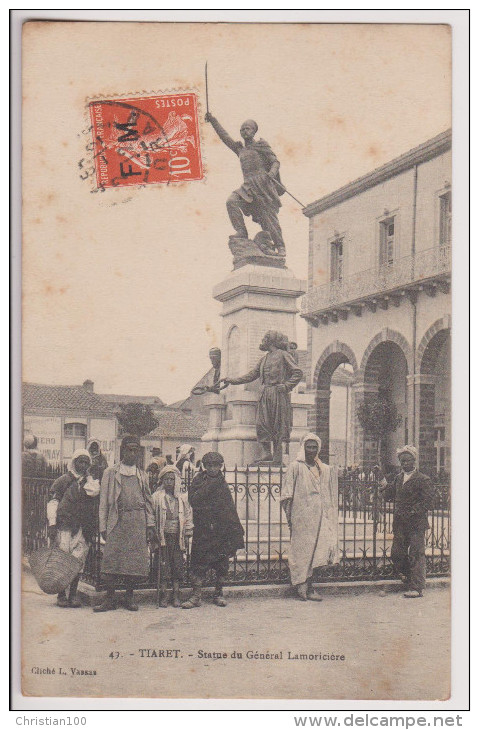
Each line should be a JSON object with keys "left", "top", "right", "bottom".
{"left": 205, "top": 113, "right": 286, "bottom": 257}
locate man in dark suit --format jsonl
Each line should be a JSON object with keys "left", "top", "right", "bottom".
{"left": 380, "top": 445, "right": 435, "bottom": 598}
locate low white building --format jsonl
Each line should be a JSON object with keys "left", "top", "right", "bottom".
{"left": 22, "top": 381, "right": 118, "bottom": 466}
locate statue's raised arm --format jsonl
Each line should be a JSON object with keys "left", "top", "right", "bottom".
{"left": 205, "top": 113, "right": 242, "bottom": 155}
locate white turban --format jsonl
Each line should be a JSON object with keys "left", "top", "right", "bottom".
{"left": 396, "top": 445, "right": 418, "bottom": 461}
{"left": 158, "top": 465, "right": 182, "bottom": 497}
{"left": 296, "top": 432, "right": 322, "bottom": 463}
{"left": 69, "top": 448, "right": 91, "bottom": 477}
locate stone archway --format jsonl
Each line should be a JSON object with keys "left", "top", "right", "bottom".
{"left": 358, "top": 328, "right": 413, "bottom": 380}
{"left": 417, "top": 321, "right": 451, "bottom": 475}
{"left": 360, "top": 340, "right": 410, "bottom": 468}
{"left": 312, "top": 342, "right": 358, "bottom": 464}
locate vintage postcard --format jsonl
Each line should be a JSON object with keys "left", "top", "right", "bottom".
{"left": 18, "top": 18, "right": 457, "bottom": 703}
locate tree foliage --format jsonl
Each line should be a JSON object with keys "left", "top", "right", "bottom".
{"left": 357, "top": 397, "right": 402, "bottom": 468}
{"left": 117, "top": 403, "right": 159, "bottom": 437}
{"left": 356, "top": 398, "right": 402, "bottom": 438}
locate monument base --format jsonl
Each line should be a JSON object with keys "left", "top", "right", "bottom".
{"left": 205, "top": 260, "right": 310, "bottom": 468}
{"left": 228, "top": 233, "right": 286, "bottom": 270}
{"left": 202, "top": 389, "right": 314, "bottom": 468}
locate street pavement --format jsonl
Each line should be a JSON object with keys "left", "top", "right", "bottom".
{"left": 21, "top": 569, "right": 450, "bottom": 700}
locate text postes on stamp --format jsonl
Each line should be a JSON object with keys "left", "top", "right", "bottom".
{"left": 89, "top": 93, "right": 203, "bottom": 189}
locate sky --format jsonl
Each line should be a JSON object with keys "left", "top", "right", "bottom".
{"left": 22, "top": 22, "right": 451, "bottom": 404}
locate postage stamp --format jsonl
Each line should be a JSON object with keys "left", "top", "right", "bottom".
{"left": 89, "top": 92, "right": 203, "bottom": 189}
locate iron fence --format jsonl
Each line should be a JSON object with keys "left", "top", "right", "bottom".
{"left": 22, "top": 466, "right": 450, "bottom": 590}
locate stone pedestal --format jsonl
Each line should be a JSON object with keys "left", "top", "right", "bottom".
{"left": 201, "top": 264, "right": 313, "bottom": 467}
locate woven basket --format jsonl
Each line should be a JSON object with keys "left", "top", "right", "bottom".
{"left": 29, "top": 547, "right": 82, "bottom": 595}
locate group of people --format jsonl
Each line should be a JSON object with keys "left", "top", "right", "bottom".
{"left": 45, "top": 432, "right": 434, "bottom": 611}
{"left": 283, "top": 436, "right": 434, "bottom": 600}
{"left": 147, "top": 444, "right": 200, "bottom": 492}
{"left": 46, "top": 435, "right": 244, "bottom": 611}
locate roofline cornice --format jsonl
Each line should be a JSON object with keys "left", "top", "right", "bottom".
{"left": 302, "top": 129, "right": 452, "bottom": 218}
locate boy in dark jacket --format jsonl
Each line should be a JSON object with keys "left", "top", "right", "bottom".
{"left": 380, "top": 445, "right": 435, "bottom": 598}
{"left": 47, "top": 449, "right": 100, "bottom": 607}
{"left": 182, "top": 452, "right": 244, "bottom": 609}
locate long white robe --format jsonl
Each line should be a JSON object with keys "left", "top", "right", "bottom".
{"left": 281, "top": 456, "right": 339, "bottom": 585}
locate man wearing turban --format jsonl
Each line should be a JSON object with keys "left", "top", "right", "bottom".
{"left": 281, "top": 433, "right": 339, "bottom": 601}
{"left": 94, "top": 435, "right": 156, "bottom": 612}
{"left": 380, "top": 445, "right": 435, "bottom": 598}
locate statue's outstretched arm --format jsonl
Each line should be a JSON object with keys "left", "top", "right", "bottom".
{"left": 224, "top": 360, "right": 261, "bottom": 386}
{"left": 206, "top": 113, "right": 241, "bottom": 155}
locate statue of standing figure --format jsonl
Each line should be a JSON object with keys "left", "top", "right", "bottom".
{"left": 205, "top": 113, "right": 286, "bottom": 257}
{"left": 221, "top": 331, "right": 303, "bottom": 465}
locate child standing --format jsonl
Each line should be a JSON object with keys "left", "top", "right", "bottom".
{"left": 182, "top": 452, "right": 244, "bottom": 609}
{"left": 152, "top": 466, "right": 193, "bottom": 607}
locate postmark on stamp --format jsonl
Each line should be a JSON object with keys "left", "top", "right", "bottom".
{"left": 89, "top": 93, "right": 203, "bottom": 189}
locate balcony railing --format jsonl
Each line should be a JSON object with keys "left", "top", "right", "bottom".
{"left": 301, "top": 245, "right": 451, "bottom": 316}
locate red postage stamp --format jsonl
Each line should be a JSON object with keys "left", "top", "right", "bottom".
{"left": 89, "top": 93, "right": 203, "bottom": 189}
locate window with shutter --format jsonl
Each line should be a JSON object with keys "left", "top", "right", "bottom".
{"left": 330, "top": 238, "right": 344, "bottom": 282}
{"left": 380, "top": 217, "right": 395, "bottom": 267}
{"left": 439, "top": 191, "right": 451, "bottom": 247}
{"left": 63, "top": 422, "right": 87, "bottom": 458}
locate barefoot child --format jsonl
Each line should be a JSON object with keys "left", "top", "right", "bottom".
{"left": 152, "top": 466, "right": 193, "bottom": 607}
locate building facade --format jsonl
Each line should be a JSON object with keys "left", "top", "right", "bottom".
{"left": 23, "top": 380, "right": 211, "bottom": 470}
{"left": 22, "top": 381, "right": 118, "bottom": 467}
{"left": 301, "top": 130, "right": 451, "bottom": 474}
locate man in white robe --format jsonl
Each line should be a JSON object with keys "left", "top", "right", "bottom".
{"left": 281, "top": 433, "right": 339, "bottom": 601}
